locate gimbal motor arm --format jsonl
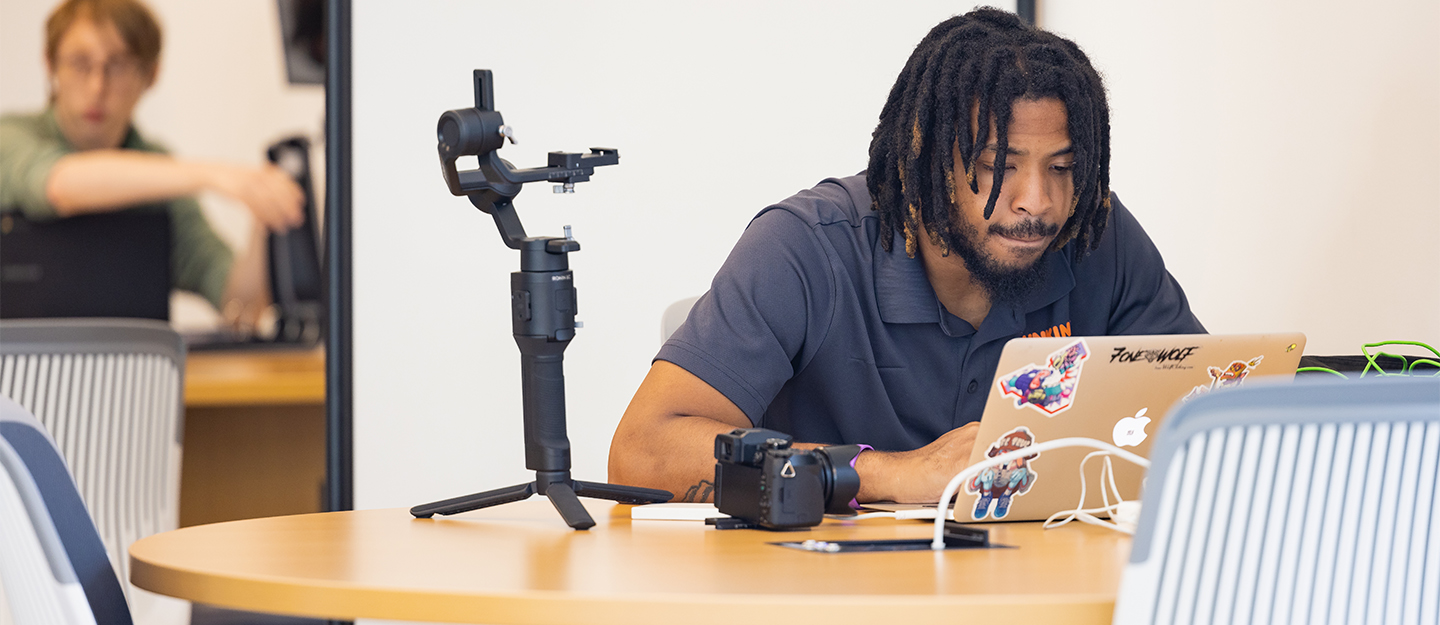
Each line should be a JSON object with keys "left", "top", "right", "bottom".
{"left": 436, "top": 69, "right": 618, "bottom": 249}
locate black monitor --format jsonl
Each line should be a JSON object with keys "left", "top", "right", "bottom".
{"left": 277, "top": 0, "right": 326, "bottom": 85}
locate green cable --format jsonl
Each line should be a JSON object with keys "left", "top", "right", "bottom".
{"left": 1296, "top": 367, "right": 1348, "bottom": 379}
{"left": 1294, "top": 340, "right": 1439, "bottom": 379}
{"left": 1362, "top": 341, "right": 1440, "bottom": 378}
{"left": 1368, "top": 351, "right": 1407, "bottom": 377}
{"left": 1408, "top": 359, "right": 1440, "bottom": 376}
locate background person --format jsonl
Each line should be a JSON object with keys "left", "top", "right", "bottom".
{"left": 0, "top": 0, "right": 303, "bottom": 324}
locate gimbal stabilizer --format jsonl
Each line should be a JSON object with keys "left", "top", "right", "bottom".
{"left": 410, "top": 70, "right": 671, "bottom": 529}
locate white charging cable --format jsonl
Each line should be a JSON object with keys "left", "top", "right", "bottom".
{"left": 839, "top": 508, "right": 954, "bottom": 521}
{"left": 1042, "top": 451, "right": 1141, "bottom": 534}
{"left": 930, "top": 437, "right": 1150, "bottom": 550}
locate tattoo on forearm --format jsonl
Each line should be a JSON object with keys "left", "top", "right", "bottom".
{"left": 680, "top": 479, "right": 715, "bottom": 503}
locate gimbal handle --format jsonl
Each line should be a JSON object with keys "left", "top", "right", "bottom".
{"left": 436, "top": 70, "right": 618, "bottom": 248}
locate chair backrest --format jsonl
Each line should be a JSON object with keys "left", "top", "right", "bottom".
{"left": 660, "top": 295, "right": 701, "bottom": 344}
{"left": 1114, "top": 376, "right": 1440, "bottom": 625}
{"left": 0, "top": 319, "right": 184, "bottom": 622}
{"left": 1, "top": 394, "right": 129, "bottom": 625}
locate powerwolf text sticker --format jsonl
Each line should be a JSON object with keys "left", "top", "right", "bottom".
{"left": 997, "top": 339, "right": 1090, "bottom": 416}
{"left": 1184, "top": 355, "right": 1265, "bottom": 401}
{"left": 966, "top": 427, "right": 1041, "bottom": 520}
{"left": 1107, "top": 344, "right": 1202, "bottom": 369}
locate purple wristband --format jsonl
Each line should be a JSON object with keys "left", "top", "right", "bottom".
{"left": 848, "top": 444, "right": 874, "bottom": 509}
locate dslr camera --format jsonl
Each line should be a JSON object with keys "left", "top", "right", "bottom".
{"left": 713, "top": 428, "right": 864, "bottom": 530}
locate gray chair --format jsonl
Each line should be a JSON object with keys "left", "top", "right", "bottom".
{"left": 660, "top": 295, "right": 701, "bottom": 344}
{"left": 1114, "top": 376, "right": 1440, "bottom": 625}
{"left": 0, "top": 319, "right": 186, "bottom": 625}
{"left": 0, "top": 394, "right": 132, "bottom": 625}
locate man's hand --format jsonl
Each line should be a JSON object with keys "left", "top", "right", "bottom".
{"left": 204, "top": 163, "right": 304, "bottom": 232}
{"left": 855, "top": 422, "right": 980, "bottom": 504}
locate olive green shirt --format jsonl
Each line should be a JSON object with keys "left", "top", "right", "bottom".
{"left": 0, "top": 109, "right": 234, "bottom": 308}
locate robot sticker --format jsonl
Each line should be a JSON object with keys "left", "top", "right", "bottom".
{"left": 966, "top": 427, "right": 1041, "bottom": 520}
{"left": 997, "top": 339, "right": 1090, "bottom": 416}
{"left": 1184, "top": 355, "right": 1264, "bottom": 401}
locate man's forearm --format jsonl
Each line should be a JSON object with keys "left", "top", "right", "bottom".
{"left": 612, "top": 415, "right": 913, "bottom": 505}
{"left": 221, "top": 224, "right": 272, "bottom": 328}
{"left": 609, "top": 414, "right": 738, "bottom": 502}
{"left": 607, "top": 361, "right": 756, "bottom": 502}
{"left": 608, "top": 362, "right": 979, "bottom": 506}
{"left": 46, "top": 150, "right": 210, "bottom": 215}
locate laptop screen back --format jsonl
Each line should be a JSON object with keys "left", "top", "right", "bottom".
{"left": 0, "top": 210, "right": 171, "bottom": 321}
{"left": 962, "top": 332, "right": 1306, "bottom": 523}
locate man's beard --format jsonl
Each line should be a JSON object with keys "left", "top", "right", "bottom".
{"left": 937, "top": 215, "right": 1058, "bottom": 307}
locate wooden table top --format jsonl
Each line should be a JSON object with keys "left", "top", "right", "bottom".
{"left": 183, "top": 348, "right": 325, "bottom": 407}
{"left": 130, "top": 498, "right": 1131, "bottom": 624}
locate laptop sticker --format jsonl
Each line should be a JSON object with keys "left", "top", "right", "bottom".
{"left": 966, "top": 427, "right": 1041, "bottom": 520}
{"left": 1183, "top": 355, "right": 1264, "bottom": 401}
{"left": 1112, "top": 407, "right": 1151, "bottom": 447}
{"left": 996, "top": 339, "right": 1090, "bottom": 416}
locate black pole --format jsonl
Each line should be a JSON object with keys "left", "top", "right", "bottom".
{"left": 1017, "top": 0, "right": 1037, "bottom": 26}
{"left": 323, "top": 0, "right": 353, "bottom": 513}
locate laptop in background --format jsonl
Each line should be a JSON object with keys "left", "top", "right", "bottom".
{"left": 0, "top": 210, "right": 171, "bottom": 321}
{"left": 864, "top": 332, "right": 1307, "bottom": 522}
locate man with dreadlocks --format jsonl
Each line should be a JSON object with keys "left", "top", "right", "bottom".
{"left": 609, "top": 8, "right": 1204, "bottom": 505}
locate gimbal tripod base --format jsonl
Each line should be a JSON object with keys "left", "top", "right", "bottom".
{"left": 410, "top": 472, "right": 672, "bottom": 530}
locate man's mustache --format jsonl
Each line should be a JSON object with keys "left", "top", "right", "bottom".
{"left": 989, "top": 219, "right": 1060, "bottom": 239}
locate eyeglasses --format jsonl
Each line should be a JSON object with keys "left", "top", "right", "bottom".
{"left": 55, "top": 55, "right": 146, "bottom": 86}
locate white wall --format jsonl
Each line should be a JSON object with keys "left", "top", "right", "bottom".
{"left": 351, "top": 0, "right": 1439, "bottom": 512}
{"left": 1043, "top": 0, "right": 1440, "bottom": 354}
{"left": 0, "top": 0, "right": 326, "bottom": 329}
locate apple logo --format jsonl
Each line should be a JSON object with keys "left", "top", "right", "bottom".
{"left": 1113, "top": 408, "right": 1151, "bottom": 447}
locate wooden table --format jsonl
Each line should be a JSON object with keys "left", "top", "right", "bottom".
{"left": 132, "top": 498, "right": 1131, "bottom": 624}
{"left": 184, "top": 348, "right": 326, "bottom": 407}
{"left": 179, "top": 348, "right": 326, "bottom": 527}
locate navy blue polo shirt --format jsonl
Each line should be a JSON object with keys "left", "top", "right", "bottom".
{"left": 657, "top": 175, "right": 1204, "bottom": 452}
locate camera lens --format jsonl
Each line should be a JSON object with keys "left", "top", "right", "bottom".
{"left": 814, "top": 446, "right": 863, "bottom": 515}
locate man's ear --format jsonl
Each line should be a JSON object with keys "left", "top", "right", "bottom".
{"left": 142, "top": 60, "right": 160, "bottom": 90}
{"left": 44, "top": 57, "right": 57, "bottom": 99}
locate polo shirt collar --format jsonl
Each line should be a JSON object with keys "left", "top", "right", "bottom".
{"left": 874, "top": 230, "right": 941, "bottom": 325}
{"left": 873, "top": 229, "right": 1078, "bottom": 329}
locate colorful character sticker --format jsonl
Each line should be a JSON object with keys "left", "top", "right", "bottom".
{"left": 997, "top": 339, "right": 1090, "bottom": 416}
{"left": 1184, "top": 355, "right": 1264, "bottom": 401}
{"left": 966, "top": 427, "right": 1041, "bottom": 520}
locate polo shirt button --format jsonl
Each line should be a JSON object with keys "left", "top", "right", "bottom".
{"left": 967, "top": 380, "right": 979, "bottom": 393}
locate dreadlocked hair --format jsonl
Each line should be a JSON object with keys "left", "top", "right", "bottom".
{"left": 867, "top": 7, "right": 1112, "bottom": 260}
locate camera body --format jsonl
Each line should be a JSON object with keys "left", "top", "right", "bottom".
{"left": 713, "top": 428, "right": 863, "bottom": 530}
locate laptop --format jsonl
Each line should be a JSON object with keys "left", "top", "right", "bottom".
{"left": 0, "top": 210, "right": 171, "bottom": 321}
{"left": 866, "top": 332, "right": 1307, "bottom": 522}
